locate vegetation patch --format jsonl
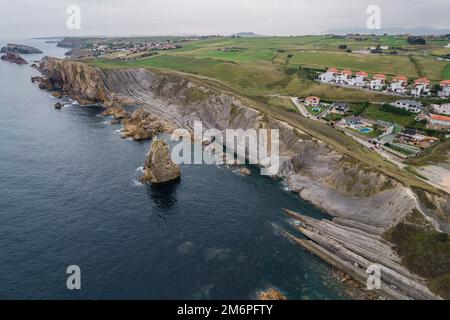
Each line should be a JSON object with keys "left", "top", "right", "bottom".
{"left": 384, "top": 209, "right": 450, "bottom": 299}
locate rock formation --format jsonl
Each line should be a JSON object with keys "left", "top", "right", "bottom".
{"left": 257, "top": 288, "right": 287, "bottom": 300}
{"left": 1, "top": 52, "right": 28, "bottom": 65}
{"left": 1, "top": 43, "right": 42, "bottom": 54}
{"left": 140, "top": 138, "right": 180, "bottom": 185}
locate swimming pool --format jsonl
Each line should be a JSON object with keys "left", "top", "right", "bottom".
{"left": 359, "top": 127, "right": 373, "bottom": 133}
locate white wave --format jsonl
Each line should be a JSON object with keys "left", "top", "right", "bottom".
{"left": 135, "top": 166, "right": 144, "bottom": 173}
{"left": 131, "top": 178, "right": 144, "bottom": 187}
{"left": 114, "top": 128, "right": 124, "bottom": 134}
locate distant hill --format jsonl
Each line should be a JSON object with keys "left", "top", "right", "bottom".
{"left": 231, "top": 32, "right": 262, "bottom": 38}
{"left": 325, "top": 27, "right": 450, "bottom": 36}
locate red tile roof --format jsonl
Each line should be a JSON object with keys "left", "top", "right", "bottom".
{"left": 440, "top": 80, "right": 450, "bottom": 86}
{"left": 341, "top": 70, "right": 353, "bottom": 75}
{"left": 327, "top": 67, "right": 338, "bottom": 73}
{"left": 393, "top": 75, "right": 408, "bottom": 82}
{"left": 373, "top": 74, "right": 386, "bottom": 79}
{"left": 430, "top": 114, "right": 450, "bottom": 122}
{"left": 306, "top": 96, "right": 320, "bottom": 101}
{"left": 415, "top": 78, "right": 430, "bottom": 85}
{"left": 356, "top": 71, "right": 368, "bottom": 77}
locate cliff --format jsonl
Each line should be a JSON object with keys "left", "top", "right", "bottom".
{"left": 36, "top": 57, "right": 450, "bottom": 298}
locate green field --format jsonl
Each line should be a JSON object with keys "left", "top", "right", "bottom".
{"left": 90, "top": 35, "right": 450, "bottom": 102}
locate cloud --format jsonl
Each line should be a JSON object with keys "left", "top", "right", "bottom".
{"left": 0, "top": 0, "right": 449, "bottom": 38}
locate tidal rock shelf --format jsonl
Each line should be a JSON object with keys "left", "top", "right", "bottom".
{"left": 281, "top": 209, "right": 441, "bottom": 300}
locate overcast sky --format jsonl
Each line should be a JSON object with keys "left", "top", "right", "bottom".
{"left": 1, "top": 0, "right": 449, "bottom": 38}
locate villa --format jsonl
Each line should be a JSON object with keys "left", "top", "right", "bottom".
{"left": 439, "top": 80, "right": 450, "bottom": 98}
{"left": 432, "top": 103, "right": 450, "bottom": 115}
{"left": 347, "top": 71, "right": 368, "bottom": 87}
{"left": 336, "top": 70, "right": 352, "bottom": 84}
{"left": 305, "top": 96, "right": 321, "bottom": 107}
{"left": 389, "top": 75, "right": 408, "bottom": 94}
{"left": 319, "top": 68, "right": 339, "bottom": 83}
{"left": 393, "top": 100, "right": 423, "bottom": 113}
{"left": 429, "top": 114, "right": 450, "bottom": 127}
{"left": 332, "top": 102, "right": 350, "bottom": 113}
{"left": 344, "top": 115, "right": 362, "bottom": 126}
{"left": 411, "top": 78, "right": 431, "bottom": 96}
{"left": 370, "top": 74, "right": 386, "bottom": 91}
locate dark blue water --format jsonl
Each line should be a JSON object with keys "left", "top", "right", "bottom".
{"left": 0, "top": 39, "right": 349, "bottom": 299}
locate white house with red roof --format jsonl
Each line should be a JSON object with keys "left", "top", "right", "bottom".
{"left": 439, "top": 80, "right": 450, "bottom": 98}
{"left": 347, "top": 71, "right": 368, "bottom": 87}
{"left": 319, "top": 68, "right": 338, "bottom": 83}
{"left": 432, "top": 103, "right": 450, "bottom": 115}
{"left": 335, "top": 70, "right": 352, "bottom": 84}
{"left": 429, "top": 114, "right": 450, "bottom": 127}
{"left": 389, "top": 75, "right": 408, "bottom": 94}
{"left": 370, "top": 74, "right": 386, "bottom": 91}
{"left": 305, "top": 96, "right": 321, "bottom": 107}
{"left": 411, "top": 78, "right": 431, "bottom": 96}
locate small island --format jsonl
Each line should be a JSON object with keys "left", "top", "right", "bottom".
{"left": 1, "top": 52, "right": 28, "bottom": 65}
{"left": 0, "top": 43, "right": 43, "bottom": 54}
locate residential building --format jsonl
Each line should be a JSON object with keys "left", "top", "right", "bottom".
{"left": 411, "top": 78, "right": 431, "bottom": 96}
{"left": 393, "top": 100, "right": 423, "bottom": 113}
{"left": 348, "top": 71, "right": 368, "bottom": 87}
{"left": 344, "top": 115, "right": 362, "bottom": 126}
{"left": 319, "top": 68, "right": 338, "bottom": 83}
{"left": 332, "top": 102, "right": 350, "bottom": 113}
{"left": 305, "top": 96, "right": 320, "bottom": 107}
{"left": 439, "top": 80, "right": 450, "bottom": 98}
{"left": 336, "top": 70, "right": 352, "bottom": 84}
{"left": 429, "top": 114, "right": 450, "bottom": 127}
{"left": 432, "top": 103, "right": 450, "bottom": 115}
{"left": 370, "top": 74, "right": 386, "bottom": 91}
{"left": 389, "top": 75, "right": 408, "bottom": 94}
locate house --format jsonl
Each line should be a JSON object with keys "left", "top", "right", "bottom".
{"left": 439, "top": 80, "right": 450, "bottom": 98}
{"left": 336, "top": 70, "right": 352, "bottom": 84}
{"left": 348, "top": 71, "right": 368, "bottom": 87}
{"left": 444, "top": 44, "right": 450, "bottom": 48}
{"left": 332, "top": 102, "right": 350, "bottom": 113}
{"left": 305, "top": 96, "right": 320, "bottom": 107}
{"left": 344, "top": 115, "right": 362, "bottom": 126}
{"left": 432, "top": 103, "right": 450, "bottom": 115}
{"left": 393, "top": 100, "right": 423, "bottom": 113}
{"left": 370, "top": 74, "right": 386, "bottom": 91}
{"left": 411, "top": 78, "right": 431, "bottom": 96}
{"left": 319, "top": 68, "right": 339, "bottom": 83}
{"left": 380, "top": 45, "right": 389, "bottom": 50}
{"left": 389, "top": 75, "right": 408, "bottom": 94}
{"left": 429, "top": 114, "right": 450, "bottom": 127}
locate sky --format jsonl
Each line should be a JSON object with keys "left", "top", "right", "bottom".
{"left": 1, "top": 0, "right": 450, "bottom": 38}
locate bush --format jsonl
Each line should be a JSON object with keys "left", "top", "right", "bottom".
{"left": 407, "top": 36, "right": 426, "bottom": 45}
{"left": 380, "top": 103, "right": 413, "bottom": 116}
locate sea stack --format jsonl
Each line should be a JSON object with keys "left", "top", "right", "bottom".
{"left": 140, "top": 138, "right": 180, "bottom": 185}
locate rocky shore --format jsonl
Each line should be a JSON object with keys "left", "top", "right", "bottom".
{"left": 1, "top": 52, "right": 28, "bottom": 65}
{"left": 34, "top": 56, "right": 450, "bottom": 299}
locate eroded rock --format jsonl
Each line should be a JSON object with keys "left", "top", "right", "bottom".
{"left": 140, "top": 138, "right": 180, "bottom": 185}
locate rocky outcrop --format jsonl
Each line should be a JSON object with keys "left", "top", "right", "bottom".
{"left": 1, "top": 52, "right": 28, "bottom": 65}
{"left": 1, "top": 43, "right": 42, "bottom": 54}
{"left": 257, "top": 288, "right": 287, "bottom": 300}
{"left": 140, "top": 138, "right": 180, "bottom": 185}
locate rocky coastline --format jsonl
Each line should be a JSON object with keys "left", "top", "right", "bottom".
{"left": 1, "top": 52, "right": 28, "bottom": 65}
{"left": 34, "top": 56, "right": 450, "bottom": 299}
